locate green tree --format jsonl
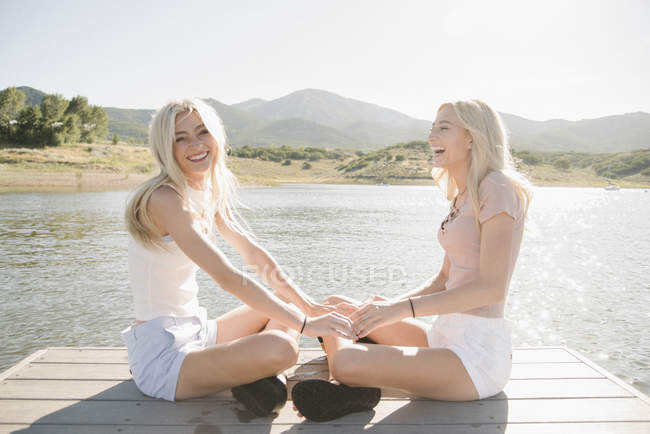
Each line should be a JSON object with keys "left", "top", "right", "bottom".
{"left": 65, "top": 95, "right": 91, "bottom": 143}
{"left": 16, "top": 105, "right": 43, "bottom": 147}
{"left": 83, "top": 105, "right": 108, "bottom": 143}
{"left": 39, "top": 94, "right": 69, "bottom": 146}
{"left": 63, "top": 113, "right": 81, "bottom": 144}
{"left": 77, "top": 105, "right": 108, "bottom": 143}
{"left": 0, "top": 87, "right": 26, "bottom": 143}
{"left": 65, "top": 96, "right": 89, "bottom": 117}
{"left": 112, "top": 133, "right": 119, "bottom": 145}
{"left": 40, "top": 94, "right": 69, "bottom": 123}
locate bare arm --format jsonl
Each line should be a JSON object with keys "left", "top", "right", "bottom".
{"left": 350, "top": 212, "right": 515, "bottom": 337}
{"left": 408, "top": 212, "right": 514, "bottom": 316}
{"left": 214, "top": 211, "right": 316, "bottom": 312}
{"left": 394, "top": 254, "right": 450, "bottom": 300}
{"left": 147, "top": 186, "right": 354, "bottom": 338}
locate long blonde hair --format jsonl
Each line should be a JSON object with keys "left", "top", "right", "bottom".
{"left": 431, "top": 99, "right": 532, "bottom": 228}
{"left": 125, "top": 98, "right": 250, "bottom": 250}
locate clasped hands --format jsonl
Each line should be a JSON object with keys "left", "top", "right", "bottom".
{"left": 303, "top": 295, "right": 409, "bottom": 341}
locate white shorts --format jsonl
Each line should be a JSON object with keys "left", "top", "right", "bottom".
{"left": 425, "top": 312, "right": 513, "bottom": 400}
{"left": 120, "top": 306, "right": 218, "bottom": 401}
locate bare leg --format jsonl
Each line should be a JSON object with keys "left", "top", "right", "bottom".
{"left": 175, "top": 330, "right": 299, "bottom": 400}
{"left": 175, "top": 301, "right": 300, "bottom": 401}
{"left": 320, "top": 295, "right": 479, "bottom": 401}
{"left": 213, "top": 291, "right": 297, "bottom": 344}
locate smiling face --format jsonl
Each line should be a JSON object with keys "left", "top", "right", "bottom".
{"left": 173, "top": 110, "right": 218, "bottom": 187}
{"left": 428, "top": 104, "right": 473, "bottom": 170}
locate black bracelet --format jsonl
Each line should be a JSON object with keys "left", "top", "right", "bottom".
{"left": 299, "top": 315, "right": 307, "bottom": 334}
{"left": 408, "top": 297, "right": 415, "bottom": 318}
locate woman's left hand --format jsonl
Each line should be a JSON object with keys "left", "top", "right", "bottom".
{"left": 348, "top": 299, "right": 410, "bottom": 338}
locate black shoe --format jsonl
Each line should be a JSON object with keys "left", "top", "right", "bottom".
{"left": 231, "top": 374, "right": 288, "bottom": 417}
{"left": 316, "top": 336, "right": 376, "bottom": 344}
{"left": 292, "top": 379, "right": 381, "bottom": 422}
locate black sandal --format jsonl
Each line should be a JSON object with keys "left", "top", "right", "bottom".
{"left": 231, "top": 374, "right": 288, "bottom": 417}
{"left": 292, "top": 379, "right": 381, "bottom": 422}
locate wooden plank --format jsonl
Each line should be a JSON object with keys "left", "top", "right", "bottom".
{"left": 34, "top": 347, "right": 578, "bottom": 364}
{"left": 501, "top": 378, "right": 635, "bottom": 399}
{"left": 2, "top": 422, "right": 650, "bottom": 434}
{"left": 510, "top": 362, "right": 603, "bottom": 379}
{"left": 32, "top": 347, "right": 579, "bottom": 364}
{"left": 0, "top": 377, "right": 635, "bottom": 401}
{"left": 6, "top": 363, "right": 131, "bottom": 380}
{"left": 0, "top": 349, "right": 48, "bottom": 381}
{"left": 564, "top": 346, "right": 650, "bottom": 405}
{"left": 8, "top": 360, "right": 603, "bottom": 381}
{"left": 34, "top": 348, "right": 129, "bottom": 364}
{"left": 1, "top": 398, "right": 649, "bottom": 426}
{"left": 34, "top": 348, "right": 328, "bottom": 365}
{"left": 512, "top": 347, "right": 579, "bottom": 363}
{"left": 6, "top": 360, "right": 327, "bottom": 382}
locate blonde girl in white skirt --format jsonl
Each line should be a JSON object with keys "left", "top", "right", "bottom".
{"left": 292, "top": 99, "right": 532, "bottom": 422}
{"left": 121, "top": 98, "right": 355, "bottom": 415}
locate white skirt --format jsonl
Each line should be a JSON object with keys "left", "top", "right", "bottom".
{"left": 426, "top": 312, "right": 513, "bottom": 399}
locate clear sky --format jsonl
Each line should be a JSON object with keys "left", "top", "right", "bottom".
{"left": 1, "top": 0, "right": 648, "bottom": 122}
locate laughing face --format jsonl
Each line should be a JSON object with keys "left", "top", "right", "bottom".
{"left": 173, "top": 111, "right": 217, "bottom": 187}
{"left": 428, "top": 104, "right": 473, "bottom": 170}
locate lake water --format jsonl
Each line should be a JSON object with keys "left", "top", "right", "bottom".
{"left": 1, "top": 184, "right": 648, "bottom": 396}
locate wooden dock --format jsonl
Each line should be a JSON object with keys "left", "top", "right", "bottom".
{"left": 0, "top": 346, "right": 649, "bottom": 433}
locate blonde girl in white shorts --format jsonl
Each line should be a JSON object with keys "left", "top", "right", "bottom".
{"left": 292, "top": 99, "right": 532, "bottom": 422}
{"left": 121, "top": 98, "right": 356, "bottom": 415}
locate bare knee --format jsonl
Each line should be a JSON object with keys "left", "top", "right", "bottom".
{"left": 258, "top": 330, "right": 299, "bottom": 368}
{"left": 330, "top": 346, "right": 366, "bottom": 386}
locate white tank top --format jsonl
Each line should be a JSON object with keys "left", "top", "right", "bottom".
{"left": 128, "top": 184, "right": 216, "bottom": 321}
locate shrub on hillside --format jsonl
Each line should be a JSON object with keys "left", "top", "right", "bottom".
{"left": 403, "top": 141, "right": 428, "bottom": 150}
{"left": 516, "top": 151, "right": 542, "bottom": 165}
{"left": 553, "top": 157, "right": 571, "bottom": 170}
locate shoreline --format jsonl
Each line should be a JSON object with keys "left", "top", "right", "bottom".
{"left": 2, "top": 142, "right": 648, "bottom": 192}
{"left": 1, "top": 168, "right": 648, "bottom": 193}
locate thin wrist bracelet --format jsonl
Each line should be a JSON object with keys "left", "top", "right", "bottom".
{"left": 408, "top": 297, "right": 415, "bottom": 318}
{"left": 299, "top": 315, "right": 307, "bottom": 334}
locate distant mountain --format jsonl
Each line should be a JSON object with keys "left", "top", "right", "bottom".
{"left": 240, "top": 117, "right": 362, "bottom": 147}
{"left": 102, "top": 107, "right": 154, "bottom": 143}
{"left": 502, "top": 112, "right": 650, "bottom": 152}
{"left": 17, "top": 86, "right": 46, "bottom": 105}
{"left": 231, "top": 98, "right": 267, "bottom": 111}
{"left": 242, "top": 89, "right": 430, "bottom": 147}
{"left": 202, "top": 98, "right": 266, "bottom": 139}
{"left": 102, "top": 107, "right": 154, "bottom": 124}
{"left": 9, "top": 86, "right": 650, "bottom": 152}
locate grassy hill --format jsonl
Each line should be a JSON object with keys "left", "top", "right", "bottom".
{"left": 335, "top": 141, "right": 650, "bottom": 186}
{"left": 1, "top": 140, "right": 648, "bottom": 191}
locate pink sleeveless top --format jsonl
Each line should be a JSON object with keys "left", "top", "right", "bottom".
{"left": 437, "top": 171, "right": 525, "bottom": 318}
